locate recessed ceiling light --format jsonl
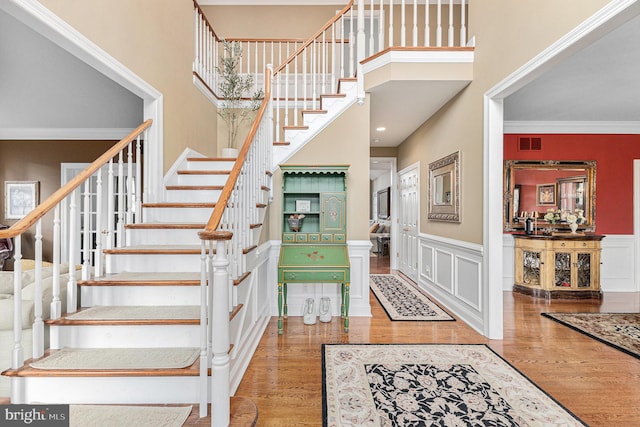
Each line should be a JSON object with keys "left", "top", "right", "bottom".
{"left": 376, "top": 127, "right": 386, "bottom": 132}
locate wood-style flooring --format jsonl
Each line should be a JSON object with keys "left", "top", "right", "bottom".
{"left": 3, "top": 254, "right": 640, "bottom": 426}
{"left": 234, "top": 254, "right": 640, "bottom": 426}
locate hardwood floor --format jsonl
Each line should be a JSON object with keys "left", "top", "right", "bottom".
{"left": 234, "top": 253, "right": 640, "bottom": 426}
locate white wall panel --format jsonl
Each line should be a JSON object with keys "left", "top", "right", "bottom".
{"left": 455, "top": 255, "right": 482, "bottom": 310}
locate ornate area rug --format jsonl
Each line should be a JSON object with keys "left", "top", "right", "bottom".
{"left": 542, "top": 312, "right": 640, "bottom": 359}
{"left": 322, "top": 344, "right": 586, "bottom": 427}
{"left": 70, "top": 405, "right": 191, "bottom": 427}
{"left": 30, "top": 347, "right": 199, "bottom": 370}
{"left": 369, "top": 274, "right": 453, "bottom": 321}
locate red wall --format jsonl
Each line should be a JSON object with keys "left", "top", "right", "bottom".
{"left": 504, "top": 134, "right": 640, "bottom": 234}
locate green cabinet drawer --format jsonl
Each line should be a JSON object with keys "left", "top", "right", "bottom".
{"left": 282, "top": 270, "right": 346, "bottom": 283}
{"left": 296, "top": 234, "right": 308, "bottom": 242}
{"left": 333, "top": 234, "right": 346, "bottom": 242}
{"left": 321, "top": 234, "right": 333, "bottom": 242}
{"left": 283, "top": 233, "right": 295, "bottom": 243}
{"left": 308, "top": 233, "right": 320, "bottom": 242}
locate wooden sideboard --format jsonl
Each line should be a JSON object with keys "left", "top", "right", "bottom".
{"left": 513, "top": 233, "right": 604, "bottom": 299}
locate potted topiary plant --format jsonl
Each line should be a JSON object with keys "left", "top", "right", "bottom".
{"left": 216, "top": 40, "right": 264, "bottom": 157}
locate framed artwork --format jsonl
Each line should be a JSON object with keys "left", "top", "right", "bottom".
{"left": 428, "top": 151, "right": 460, "bottom": 222}
{"left": 536, "top": 183, "right": 556, "bottom": 206}
{"left": 295, "top": 199, "right": 311, "bottom": 213}
{"left": 377, "top": 187, "right": 390, "bottom": 219}
{"left": 4, "top": 181, "right": 39, "bottom": 220}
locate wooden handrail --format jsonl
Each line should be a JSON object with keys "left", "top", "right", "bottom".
{"left": 193, "top": 0, "right": 220, "bottom": 41}
{"left": 199, "top": 69, "right": 271, "bottom": 240}
{"left": 272, "top": 0, "right": 354, "bottom": 76}
{"left": 0, "top": 119, "right": 153, "bottom": 239}
{"left": 222, "top": 37, "right": 307, "bottom": 44}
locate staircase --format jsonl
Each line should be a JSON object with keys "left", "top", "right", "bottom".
{"left": 2, "top": 146, "right": 271, "bottom": 424}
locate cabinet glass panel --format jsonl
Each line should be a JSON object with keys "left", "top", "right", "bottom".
{"left": 522, "top": 250, "right": 541, "bottom": 286}
{"left": 554, "top": 252, "right": 572, "bottom": 287}
{"left": 576, "top": 252, "right": 592, "bottom": 288}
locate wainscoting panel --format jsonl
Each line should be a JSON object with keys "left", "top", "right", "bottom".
{"left": 502, "top": 233, "right": 636, "bottom": 292}
{"left": 418, "top": 234, "right": 484, "bottom": 334}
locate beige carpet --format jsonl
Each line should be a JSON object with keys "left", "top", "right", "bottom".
{"left": 70, "top": 405, "right": 191, "bottom": 427}
{"left": 66, "top": 306, "right": 200, "bottom": 320}
{"left": 30, "top": 348, "right": 199, "bottom": 370}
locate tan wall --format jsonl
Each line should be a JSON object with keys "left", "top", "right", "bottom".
{"left": 0, "top": 140, "right": 117, "bottom": 264}
{"left": 202, "top": 5, "right": 340, "bottom": 39}
{"left": 397, "top": 0, "right": 610, "bottom": 244}
{"left": 269, "top": 99, "right": 371, "bottom": 241}
{"left": 39, "top": 0, "right": 218, "bottom": 172}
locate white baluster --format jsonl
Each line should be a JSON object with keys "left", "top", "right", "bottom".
{"left": 127, "top": 142, "right": 134, "bottom": 229}
{"left": 82, "top": 180, "right": 91, "bottom": 280}
{"left": 357, "top": 0, "right": 366, "bottom": 104}
{"left": 436, "top": 0, "right": 442, "bottom": 47}
{"left": 107, "top": 159, "right": 115, "bottom": 252}
{"left": 51, "top": 205, "right": 62, "bottom": 319}
{"left": 12, "top": 236, "right": 23, "bottom": 371}
{"left": 193, "top": 8, "right": 199, "bottom": 73}
{"left": 349, "top": 7, "right": 355, "bottom": 77}
{"left": 95, "top": 168, "right": 103, "bottom": 278}
{"left": 412, "top": 0, "right": 418, "bottom": 46}
{"left": 135, "top": 135, "right": 142, "bottom": 222}
{"left": 117, "top": 151, "right": 124, "bottom": 248}
{"left": 425, "top": 0, "right": 430, "bottom": 47}
{"left": 67, "top": 189, "right": 78, "bottom": 313}
{"left": 321, "top": 31, "right": 327, "bottom": 96}
{"left": 460, "top": 0, "right": 466, "bottom": 47}
{"left": 303, "top": 46, "right": 308, "bottom": 111}
{"left": 284, "top": 59, "right": 290, "bottom": 128}
{"left": 378, "top": 0, "right": 385, "bottom": 52}
{"left": 448, "top": 0, "right": 454, "bottom": 47}
{"left": 369, "top": 0, "right": 375, "bottom": 56}
{"left": 294, "top": 53, "right": 298, "bottom": 126}
{"left": 32, "top": 221, "right": 43, "bottom": 358}
{"left": 388, "top": 0, "right": 394, "bottom": 48}
{"left": 312, "top": 41, "right": 317, "bottom": 109}
{"left": 401, "top": 0, "right": 406, "bottom": 47}
{"left": 331, "top": 22, "right": 336, "bottom": 94}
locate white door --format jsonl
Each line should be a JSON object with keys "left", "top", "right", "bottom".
{"left": 398, "top": 163, "right": 419, "bottom": 281}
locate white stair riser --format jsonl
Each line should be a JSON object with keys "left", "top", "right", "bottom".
{"left": 143, "top": 207, "right": 213, "bottom": 223}
{"left": 171, "top": 174, "right": 229, "bottom": 186}
{"left": 50, "top": 324, "right": 201, "bottom": 349}
{"left": 187, "top": 160, "right": 235, "bottom": 170}
{"left": 80, "top": 285, "right": 201, "bottom": 306}
{"left": 165, "top": 189, "right": 222, "bottom": 203}
{"left": 21, "top": 376, "right": 203, "bottom": 404}
{"left": 107, "top": 253, "right": 201, "bottom": 273}
{"left": 127, "top": 228, "right": 203, "bottom": 245}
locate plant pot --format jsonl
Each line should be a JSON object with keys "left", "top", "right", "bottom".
{"left": 221, "top": 147, "right": 239, "bottom": 158}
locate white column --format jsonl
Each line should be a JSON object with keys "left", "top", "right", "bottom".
{"left": 357, "top": 0, "right": 366, "bottom": 104}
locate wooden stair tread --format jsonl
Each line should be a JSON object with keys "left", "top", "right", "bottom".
{"left": 165, "top": 185, "right": 224, "bottom": 191}
{"left": 321, "top": 93, "right": 347, "bottom": 98}
{"left": 3, "top": 349, "right": 202, "bottom": 378}
{"left": 142, "top": 202, "right": 216, "bottom": 208}
{"left": 177, "top": 170, "right": 231, "bottom": 175}
{"left": 78, "top": 271, "right": 201, "bottom": 286}
{"left": 283, "top": 125, "right": 309, "bottom": 130}
{"left": 273, "top": 141, "right": 290, "bottom": 146}
{"left": 301, "top": 109, "right": 328, "bottom": 114}
{"left": 186, "top": 157, "right": 236, "bottom": 162}
{"left": 103, "top": 245, "right": 201, "bottom": 255}
{"left": 125, "top": 223, "right": 206, "bottom": 230}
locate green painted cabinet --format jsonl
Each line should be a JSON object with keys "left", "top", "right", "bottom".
{"left": 278, "top": 165, "right": 350, "bottom": 334}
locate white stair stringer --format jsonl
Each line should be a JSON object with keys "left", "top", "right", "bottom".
{"left": 273, "top": 79, "right": 358, "bottom": 168}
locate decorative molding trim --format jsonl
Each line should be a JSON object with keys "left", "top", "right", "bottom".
{"left": 362, "top": 49, "right": 474, "bottom": 74}
{"left": 504, "top": 121, "right": 640, "bottom": 134}
{"left": 0, "top": 128, "right": 135, "bottom": 140}
{"left": 420, "top": 232, "right": 483, "bottom": 254}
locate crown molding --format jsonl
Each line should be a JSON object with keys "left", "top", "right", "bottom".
{"left": 0, "top": 128, "right": 135, "bottom": 140}
{"left": 504, "top": 121, "right": 640, "bottom": 134}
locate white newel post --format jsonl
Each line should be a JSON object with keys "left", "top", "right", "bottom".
{"left": 210, "top": 232, "right": 232, "bottom": 427}
{"left": 11, "top": 236, "right": 23, "bottom": 402}
{"left": 51, "top": 205, "right": 62, "bottom": 319}
{"left": 199, "top": 241, "right": 209, "bottom": 418}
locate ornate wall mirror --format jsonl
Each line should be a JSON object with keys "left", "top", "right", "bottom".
{"left": 503, "top": 160, "right": 596, "bottom": 232}
{"left": 428, "top": 151, "right": 460, "bottom": 222}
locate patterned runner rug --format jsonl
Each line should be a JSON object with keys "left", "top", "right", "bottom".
{"left": 369, "top": 274, "right": 453, "bottom": 321}
{"left": 70, "top": 405, "right": 192, "bottom": 427}
{"left": 322, "top": 344, "right": 586, "bottom": 426}
{"left": 542, "top": 312, "right": 640, "bottom": 359}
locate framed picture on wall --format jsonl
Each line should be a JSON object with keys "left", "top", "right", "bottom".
{"left": 377, "top": 187, "right": 390, "bottom": 219}
{"left": 536, "top": 183, "right": 556, "bottom": 206}
{"left": 4, "top": 181, "right": 39, "bottom": 220}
